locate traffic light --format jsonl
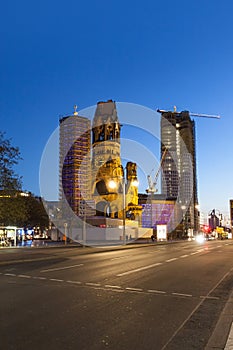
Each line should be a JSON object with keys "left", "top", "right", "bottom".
{"left": 203, "top": 224, "right": 211, "bottom": 233}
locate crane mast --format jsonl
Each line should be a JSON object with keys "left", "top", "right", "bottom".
{"left": 146, "top": 148, "right": 167, "bottom": 194}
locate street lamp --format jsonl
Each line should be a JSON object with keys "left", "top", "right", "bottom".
{"left": 181, "top": 205, "right": 186, "bottom": 237}
{"left": 108, "top": 177, "right": 126, "bottom": 244}
{"left": 64, "top": 222, "right": 68, "bottom": 245}
{"left": 108, "top": 174, "right": 139, "bottom": 245}
{"left": 122, "top": 176, "right": 126, "bottom": 245}
{"left": 79, "top": 200, "right": 87, "bottom": 247}
{"left": 108, "top": 180, "right": 117, "bottom": 191}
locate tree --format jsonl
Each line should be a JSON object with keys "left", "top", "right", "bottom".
{"left": 0, "top": 193, "right": 49, "bottom": 229}
{"left": 0, "top": 131, "right": 22, "bottom": 190}
{"left": 0, "top": 195, "right": 28, "bottom": 226}
{"left": 24, "top": 196, "right": 49, "bottom": 230}
{"left": 0, "top": 132, "right": 49, "bottom": 230}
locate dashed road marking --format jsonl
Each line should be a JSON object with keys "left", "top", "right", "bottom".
{"left": 125, "top": 287, "right": 143, "bottom": 292}
{"left": 116, "top": 262, "right": 163, "bottom": 276}
{"left": 66, "top": 280, "right": 82, "bottom": 285}
{"left": 172, "top": 292, "right": 192, "bottom": 297}
{"left": 49, "top": 278, "right": 64, "bottom": 282}
{"left": 148, "top": 289, "right": 166, "bottom": 294}
{"left": 40, "top": 263, "right": 84, "bottom": 273}
{"left": 85, "top": 282, "right": 101, "bottom": 287}
{"left": 116, "top": 245, "right": 220, "bottom": 276}
{"left": 200, "top": 295, "right": 220, "bottom": 300}
{"left": 111, "top": 255, "right": 131, "bottom": 261}
{"left": 105, "top": 285, "right": 122, "bottom": 289}
{"left": 166, "top": 258, "right": 178, "bottom": 262}
{"left": 0, "top": 273, "right": 225, "bottom": 301}
{"left": 18, "top": 274, "right": 31, "bottom": 278}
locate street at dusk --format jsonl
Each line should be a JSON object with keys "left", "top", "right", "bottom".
{"left": 0, "top": 241, "right": 232, "bottom": 350}
{"left": 1, "top": 1, "right": 233, "bottom": 217}
{"left": 1, "top": 2, "right": 233, "bottom": 349}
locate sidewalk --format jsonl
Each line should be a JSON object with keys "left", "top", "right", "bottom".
{"left": 225, "top": 322, "right": 233, "bottom": 349}
{"left": 205, "top": 289, "right": 233, "bottom": 349}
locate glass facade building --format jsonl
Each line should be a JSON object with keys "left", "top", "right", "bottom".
{"left": 159, "top": 110, "right": 199, "bottom": 234}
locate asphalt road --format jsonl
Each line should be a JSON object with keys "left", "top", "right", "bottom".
{"left": 0, "top": 240, "right": 232, "bottom": 350}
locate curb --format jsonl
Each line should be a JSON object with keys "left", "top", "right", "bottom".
{"left": 205, "top": 288, "right": 233, "bottom": 349}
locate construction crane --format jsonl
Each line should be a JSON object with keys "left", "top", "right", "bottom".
{"left": 148, "top": 107, "right": 220, "bottom": 193}
{"left": 147, "top": 107, "right": 220, "bottom": 195}
{"left": 157, "top": 106, "right": 221, "bottom": 119}
{"left": 146, "top": 148, "right": 168, "bottom": 194}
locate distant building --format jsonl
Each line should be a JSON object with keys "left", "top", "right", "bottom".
{"left": 139, "top": 193, "right": 176, "bottom": 235}
{"left": 208, "top": 209, "right": 220, "bottom": 230}
{"left": 230, "top": 200, "right": 233, "bottom": 230}
{"left": 59, "top": 107, "right": 94, "bottom": 217}
{"left": 158, "top": 109, "right": 199, "bottom": 234}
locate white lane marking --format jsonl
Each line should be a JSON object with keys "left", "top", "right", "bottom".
{"left": 18, "top": 274, "right": 31, "bottom": 278}
{"left": 180, "top": 255, "right": 188, "bottom": 258}
{"left": 190, "top": 252, "right": 199, "bottom": 255}
{"left": 172, "top": 292, "right": 192, "bottom": 297}
{"left": 105, "top": 285, "right": 122, "bottom": 289}
{"left": 1, "top": 273, "right": 222, "bottom": 301}
{"left": 116, "top": 262, "right": 163, "bottom": 277}
{"left": 85, "top": 282, "right": 101, "bottom": 287}
{"left": 200, "top": 295, "right": 220, "bottom": 300}
{"left": 125, "top": 287, "right": 143, "bottom": 292}
{"left": 148, "top": 289, "right": 166, "bottom": 294}
{"left": 111, "top": 255, "right": 131, "bottom": 261}
{"left": 4, "top": 273, "right": 16, "bottom": 277}
{"left": 217, "top": 245, "right": 221, "bottom": 248}
{"left": 166, "top": 258, "right": 178, "bottom": 262}
{"left": 40, "top": 263, "right": 84, "bottom": 273}
{"left": 197, "top": 249, "right": 204, "bottom": 252}
{"left": 49, "top": 278, "right": 64, "bottom": 282}
{"left": 66, "top": 280, "right": 82, "bottom": 285}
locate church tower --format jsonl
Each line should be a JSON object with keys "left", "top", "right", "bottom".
{"left": 92, "top": 100, "right": 122, "bottom": 215}
{"left": 92, "top": 100, "right": 121, "bottom": 171}
{"left": 91, "top": 100, "right": 141, "bottom": 220}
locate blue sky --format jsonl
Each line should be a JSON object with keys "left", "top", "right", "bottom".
{"left": 1, "top": 0, "right": 233, "bottom": 220}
